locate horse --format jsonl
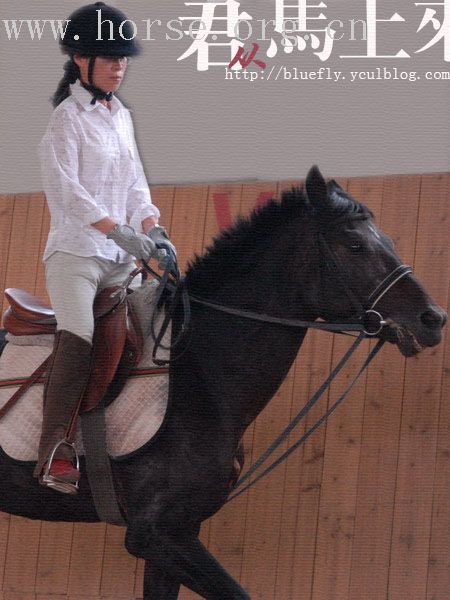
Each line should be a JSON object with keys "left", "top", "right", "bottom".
{"left": 0, "top": 165, "right": 446, "bottom": 599}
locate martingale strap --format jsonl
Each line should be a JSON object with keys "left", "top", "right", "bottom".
{"left": 0, "top": 356, "right": 52, "bottom": 420}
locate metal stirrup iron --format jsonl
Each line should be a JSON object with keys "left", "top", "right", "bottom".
{"left": 40, "top": 439, "right": 80, "bottom": 495}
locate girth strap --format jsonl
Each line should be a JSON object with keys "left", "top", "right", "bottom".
{"left": 80, "top": 404, "right": 127, "bottom": 526}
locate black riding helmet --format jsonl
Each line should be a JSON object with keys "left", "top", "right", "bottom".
{"left": 60, "top": 2, "right": 140, "bottom": 104}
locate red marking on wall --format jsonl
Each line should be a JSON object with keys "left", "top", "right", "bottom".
{"left": 213, "top": 193, "right": 233, "bottom": 230}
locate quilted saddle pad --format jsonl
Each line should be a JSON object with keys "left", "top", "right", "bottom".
{"left": 0, "top": 280, "right": 171, "bottom": 461}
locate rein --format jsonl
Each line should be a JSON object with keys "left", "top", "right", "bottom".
{"left": 141, "top": 222, "right": 412, "bottom": 501}
{"left": 186, "top": 262, "right": 411, "bottom": 503}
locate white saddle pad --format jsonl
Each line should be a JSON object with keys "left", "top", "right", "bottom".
{"left": 0, "top": 280, "right": 171, "bottom": 461}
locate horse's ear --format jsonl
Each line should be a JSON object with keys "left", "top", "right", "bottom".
{"left": 327, "top": 179, "right": 344, "bottom": 193}
{"left": 305, "top": 165, "right": 328, "bottom": 209}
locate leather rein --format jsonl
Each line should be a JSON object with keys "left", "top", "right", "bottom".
{"left": 141, "top": 217, "right": 412, "bottom": 502}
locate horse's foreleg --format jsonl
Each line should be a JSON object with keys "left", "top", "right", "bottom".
{"left": 144, "top": 560, "right": 181, "bottom": 600}
{"left": 127, "top": 527, "right": 250, "bottom": 600}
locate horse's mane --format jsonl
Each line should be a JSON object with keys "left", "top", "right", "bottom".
{"left": 185, "top": 183, "right": 371, "bottom": 290}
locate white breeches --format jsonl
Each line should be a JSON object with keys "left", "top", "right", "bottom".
{"left": 45, "top": 251, "right": 139, "bottom": 343}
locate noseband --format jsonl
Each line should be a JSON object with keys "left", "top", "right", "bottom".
{"left": 364, "top": 264, "right": 413, "bottom": 333}
{"left": 316, "top": 227, "right": 412, "bottom": 336}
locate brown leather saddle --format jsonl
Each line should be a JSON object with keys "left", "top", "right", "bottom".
{"left": 2, "top": 278, "right": 145, "bottom": 413}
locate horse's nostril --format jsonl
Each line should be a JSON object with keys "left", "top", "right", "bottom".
{"left": 421, "top": 309, "right": 447, "bottom": 329}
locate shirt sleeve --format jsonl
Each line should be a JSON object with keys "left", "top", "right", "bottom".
{"left": 125, "top": 112, "right": 160, "bottom": 226}
{"left": 38, "top": 109, "right": 109, "bottom": 226}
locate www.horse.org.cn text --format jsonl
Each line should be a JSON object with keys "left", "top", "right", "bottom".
{"left": 224, "top": 66, "right": 450, "bottom": 83}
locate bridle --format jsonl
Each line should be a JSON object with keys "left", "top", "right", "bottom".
{"left": 137, "top": 214, "right": 413, "bottom": 501}
{"left": 185, "top": 218, "right": 412, "bottom": 340}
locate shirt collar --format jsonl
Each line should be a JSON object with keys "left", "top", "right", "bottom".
{"left": 69, "top": 79, "right": 123, "bottom": 116}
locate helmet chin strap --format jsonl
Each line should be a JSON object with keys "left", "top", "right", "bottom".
{"left": 80, "top": 56, "right": 113, "bottom": 105}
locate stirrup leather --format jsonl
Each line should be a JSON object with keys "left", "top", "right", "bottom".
{"left": 40, "top": 439, "right": 80, "bottom": 495}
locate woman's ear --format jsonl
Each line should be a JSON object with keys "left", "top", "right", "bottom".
{"left": 72, "top": 54, "right": 85, "bottom": 69}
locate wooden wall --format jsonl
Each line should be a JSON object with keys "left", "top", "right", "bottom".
{"left": 0, "top": 173, "right": 449, "bottom": 600}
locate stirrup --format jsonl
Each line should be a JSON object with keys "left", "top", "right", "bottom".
{"left": 40, "top": 439, "right": 80, "bottom": 495}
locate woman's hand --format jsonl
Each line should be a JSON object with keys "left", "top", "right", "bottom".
{"left": 145, "top": 225, "right": 177, "bottom": 269}
{"left": 106, "top": 224, "right": 157, "bottom": 261}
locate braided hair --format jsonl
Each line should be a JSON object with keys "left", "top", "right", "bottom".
{"left": 51, "top": 55, "right": 80, "bottom": 108}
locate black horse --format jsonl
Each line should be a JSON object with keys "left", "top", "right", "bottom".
{"left": 0, "top": 166, "right": 446, "bottom": 599}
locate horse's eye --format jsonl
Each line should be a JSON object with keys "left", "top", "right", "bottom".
{"left": 349, "top": 243, "right": 364, "bottom": 253}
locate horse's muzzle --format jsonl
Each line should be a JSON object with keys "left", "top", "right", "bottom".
{"left": 420, "top": 307, "right": 448, "bottom": 330}
{"left": 382, "top": 305, "right": 446, "bottom": 356}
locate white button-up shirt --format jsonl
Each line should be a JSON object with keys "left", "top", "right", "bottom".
{"left": 38, "top": 79, "right": 160, "bottom": 263}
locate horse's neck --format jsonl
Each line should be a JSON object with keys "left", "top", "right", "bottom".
{"left": 181, "top": 297, "right": 309, "bottom": 438}
{"left": 226, "top": 322, "right": 308, "bottom": 431}
{"left": 180, "top": 223, "right": 318, "bottom": 437}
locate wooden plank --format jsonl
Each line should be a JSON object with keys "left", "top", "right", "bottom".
{"left": 149, "top": 185, "right": 175, "bottom": 233}
{"left": 0, "top": 175, "right": 448, "bottom": 600}
{"left": 152, "top": 184, "right": 208, "bottom": 600}
{"left": 29, "top": 192, "right": 46, "bottom": 297}
{"left": 133, "top": 557, "right": 145, "bottom": 599}
{"left": 348, "top": 175, "right": 420, "bottom": 599}
{"left": 311, "top": 178, "right": 384, "bottom": 600}
{"left": 197, "top": 183, "right": 243, "bottom": 569}
{"left": 66, "top": 522, "right": 106, "bottom": 598}
{"left": 239, "top": 181, "right": 277, "bottom": 219}
{"left": 203, "top": 182, "right": 242, "bottom": 242}
{"left": 0, "top": 195, "right": 15, "bottom": 311}
{"left": 239, "top": 366, "right": 298, "bottom": 599}
{"left": 100, "top": 525, "right": 137, "bottom": 599}
{"left": 182, "top": 183, "right": 276, "bottom": 599}
{"left": 426, "top": 275, "right": 450, "bottom": 600}
{"left": 35, "top": 522, "right": 73, "bottom": 597}
{"left": 0, "top": 511, "right": 11, "bottom": 591}
{"left": 209, "top": 179, "right": 288, "bottom": 592}
{"left": 234, "top": 181, "right": 278, "bottom": 597}
{"left": 3, "top": 516, "right": 41, "bottom": 595}
{"left": 2, "top": 193, "right": 45, "bottom": 313}
{"left": 177, "top": 185, "right": 228, "bottom": 600}
{"left": 169, "top": 185, "right": 208, "bottom": 274}
{"left": 388, "top": 173, "right": 450, "bottom": 600}
{"left": 275, "top": 329, "right": 334, "bottom": 600}
{"left": 179, "top": 186, "right": 245, "bottom": 599}
{"left": 276, "top": 178, "right": 378, "bottom": 600}
{"left": 261, "top": 178, "right": 325, "bottom": 600}
{"left": 238, "top": 180, "right": 305, "bottom": 599}
{"left": 34, "top": 201, "right": 50, "bottom": 303}
{"left": 178, "top": 585, "right": 203, "bottom": 599}
{"left": 199, "top": 183, "right": 244, "bottom": 580}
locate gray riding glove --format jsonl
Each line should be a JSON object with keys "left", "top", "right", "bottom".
{"left": 106, "top": 224, "right": 157, "bottom": 261}
{"left": 145, "top": 225, "right": 177, "bottom": 269}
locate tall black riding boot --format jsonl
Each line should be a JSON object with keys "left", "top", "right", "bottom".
{"left": 34, "top": 329, "right": 92, "bottom": 494}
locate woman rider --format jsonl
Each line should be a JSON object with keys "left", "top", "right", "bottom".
{"left": 35, "top": 2, "right": 175, "bottom": 494}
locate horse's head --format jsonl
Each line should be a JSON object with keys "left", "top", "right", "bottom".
{"left": 305, "top": 166, "right": 447, "bottom": 356}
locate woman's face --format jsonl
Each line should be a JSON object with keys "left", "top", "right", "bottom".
{"left": 74, "top": 54, "right": 128, "bottom": 92}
